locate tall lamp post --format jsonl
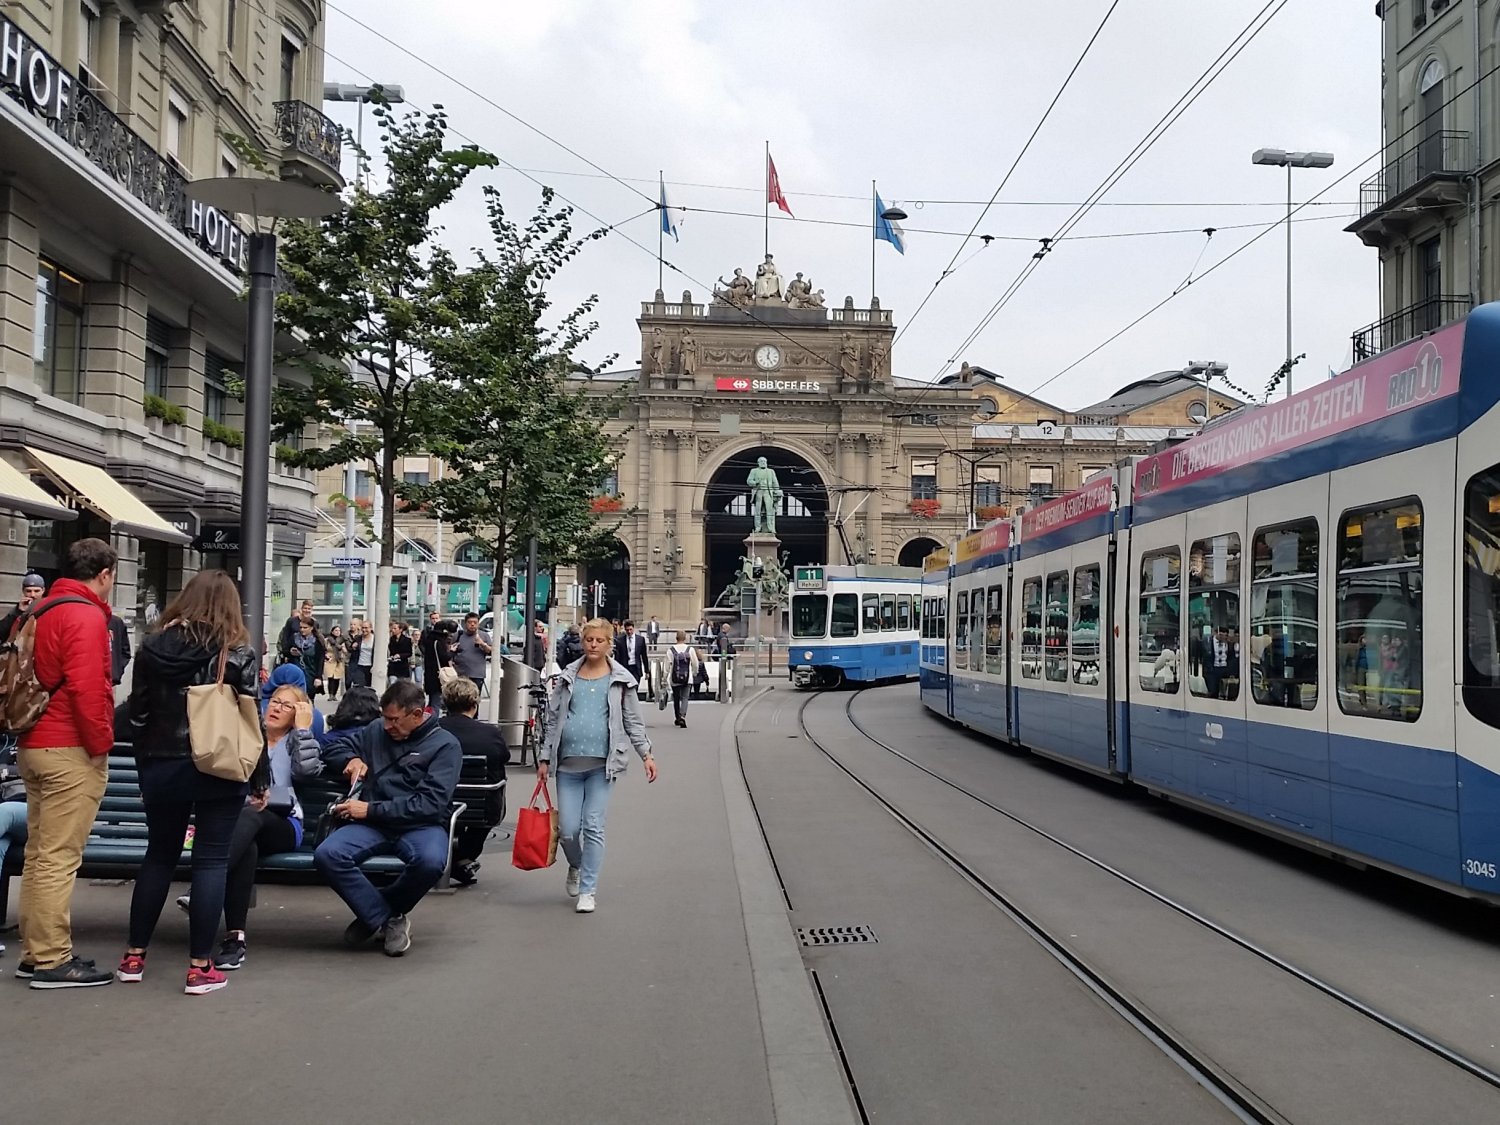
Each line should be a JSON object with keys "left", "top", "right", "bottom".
{"left": 1251, "top": 148, "right": 1334, "bottom": 396}
{"left": 322, "top": 82, "right": 406, "bottom": 188}
{"left": 185, "top": 178, "right": 342, "bottom": 661}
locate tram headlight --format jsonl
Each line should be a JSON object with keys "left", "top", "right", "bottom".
{"left": 804, "top": 651, "right": 813, "bottom": 660}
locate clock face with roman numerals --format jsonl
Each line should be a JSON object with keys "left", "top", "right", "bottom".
{"left": 754, "top": 344, "right": 782, "bottom": 371}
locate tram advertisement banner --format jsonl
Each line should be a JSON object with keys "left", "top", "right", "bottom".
{"left": 955, "top": 520, "right": 1012, "bottom": 564}
{"left": 1133, "top": 321, "right": 1465, "bottom": 500}
{"left": 1021, "top": 476, "right": 1113, "bottom": 541}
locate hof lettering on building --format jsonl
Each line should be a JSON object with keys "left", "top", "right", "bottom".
{"left": 0, "top": 15, "right": 246, "bottom": 274}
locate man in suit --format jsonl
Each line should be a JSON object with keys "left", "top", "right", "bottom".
{"left": 613, "top": 619, "right": 650, "bottom": 699}
{"left": 646, "top": 615, "right": 662, "bottom": 650}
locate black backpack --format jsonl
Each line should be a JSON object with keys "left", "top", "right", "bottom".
{"left": 670, "top": 646, "right": 691, "bottom": 686}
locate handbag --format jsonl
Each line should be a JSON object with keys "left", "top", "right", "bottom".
{"left": 438, "top": 665, "right": 459, "bottom": 686}
{"left": 265, "top": 784, "right": 295, "bottom": 816}
{"left": 187, "top": 648, "right": 264, "bottom": 783}
{"left": 511, "top": 779, "right": 559, "bottom": 871}
{"left": 312, "top": 781, "right": 361, "bottom": 849}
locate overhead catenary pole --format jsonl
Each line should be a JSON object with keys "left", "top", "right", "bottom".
{"left": 240, "top": 233, "right": 276, "bottom": 657}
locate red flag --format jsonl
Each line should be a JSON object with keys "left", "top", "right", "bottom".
{"left": 767, "top": 152, "right": 793, "bottom": 217}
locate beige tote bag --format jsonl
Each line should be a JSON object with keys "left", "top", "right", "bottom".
{"left": 188, "top": 648, "right": 263, "bottom": 782}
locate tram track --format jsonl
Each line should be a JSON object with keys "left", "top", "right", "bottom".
{"left": 791, "top": 686, "right": 1500, "bottom": 1120}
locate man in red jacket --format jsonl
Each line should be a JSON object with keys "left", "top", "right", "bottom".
{"left": 18, "top": 538, "right": 118, "bottom": 989}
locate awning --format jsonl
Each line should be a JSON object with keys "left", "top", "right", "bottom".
{"left": 0, "top": 458, "right": 77, "bottom": 521}
{"left": 24, "top": 448, "right": 191, "bottom": 545}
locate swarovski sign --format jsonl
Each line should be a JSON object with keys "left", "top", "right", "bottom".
{"left": 0, "top": 17, "right": 246, "bottom": 273}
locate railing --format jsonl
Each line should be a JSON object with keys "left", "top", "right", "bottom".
{"left": 1350, "top": 295, "right": 1470, "bottom": 361}
{"left": 639, "top": 301, "right": 708, "bottom": 317}
{"left": 830, "top": 307, "right": 893, "bottom": 325}
{"left": 273, "top": 100, "right": 344, "bottom": 178}
{"left": 1358, "top": 131, "right": 1470, "bottom": 216}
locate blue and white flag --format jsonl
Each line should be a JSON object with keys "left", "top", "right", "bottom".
{"left": 874, "top": 191, "right": 905, "bottom": 254}
{"left": 660, "top": 178, "right": 684, "bottom": 242}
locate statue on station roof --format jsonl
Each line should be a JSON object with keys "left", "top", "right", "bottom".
{"left": 713, "top": 268, "right": 753, "bottom": 309}
{"left": 753, "top": 255, "right": 783, "bottom": 301}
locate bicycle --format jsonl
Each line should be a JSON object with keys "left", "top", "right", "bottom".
{"left": 517, "top": 675, "right": 560, "bottom": 767}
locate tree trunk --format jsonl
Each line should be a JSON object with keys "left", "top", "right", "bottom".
{"left": 370, "top": 440, "right": 398, "bottom": 692}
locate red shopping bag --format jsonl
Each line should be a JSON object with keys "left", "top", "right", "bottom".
{"left": 512, "top": 779, "right": 559, "bottom": 870}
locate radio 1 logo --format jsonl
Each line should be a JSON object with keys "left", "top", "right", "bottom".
{"left": 1386, "top": 340, "right": 1442, "bottom": 410}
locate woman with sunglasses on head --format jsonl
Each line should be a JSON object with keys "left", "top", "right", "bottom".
{"left": 536, "top": 618, "right": 657, "bottom": 914}
{"left": 119, "top": 570, "right": 263, "bottom": 995}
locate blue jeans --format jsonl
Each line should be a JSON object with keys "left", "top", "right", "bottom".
{"left": 314, "top": 822, "right": 449, "bottom": 929}
{"left": 0, "top": 800, "right": 26, "bottom": 868}
{"left": 556, "top": 766, "right": 613, "bottom": 895}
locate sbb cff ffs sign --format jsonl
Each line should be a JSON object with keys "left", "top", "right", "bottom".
{"left": 715, "top": 377, "right": 824, "bottom": 393}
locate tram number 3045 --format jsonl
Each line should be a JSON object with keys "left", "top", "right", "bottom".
{"left": 1463, "top": 859, "right": 1498, "bottom": 879}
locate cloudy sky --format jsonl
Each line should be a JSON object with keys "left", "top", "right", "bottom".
{"left": 321, "top": 1, "right": 1380, "bottom": 411}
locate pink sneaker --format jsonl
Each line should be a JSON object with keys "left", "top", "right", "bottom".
{"left": 184, "top": 963, "right": 228, "bottom": 995}
{"left": 116, "top": 952, "right": 146, "bottom": 983}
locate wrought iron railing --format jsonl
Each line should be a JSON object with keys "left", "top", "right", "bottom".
{"left": 1350, "top": 296, "right": 1470, "bottom": 362}
{"left": 273, "top": 100, "right": 343, "bottom": 178}
{"left": 1358, "top": 131, "right": 1470, "bottom": 216}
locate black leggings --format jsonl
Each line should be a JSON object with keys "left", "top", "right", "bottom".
{"left": 129, "top": 763, "right": 243, "bottom": 961}
{"left": 223, "top": 806, "right": 299, "bottom": 932}
{"left": 326, "top": 677, "right": 341, "bottom": 699}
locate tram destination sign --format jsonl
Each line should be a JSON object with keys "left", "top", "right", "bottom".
{"left": 715, "top": 376, "right": 824, "bottom": 394}
{"left": 794, "top": 566, "right": 826, "bottom": 590}
{"left": 1133, "top": 320, "right": 1465, "bottom": 501}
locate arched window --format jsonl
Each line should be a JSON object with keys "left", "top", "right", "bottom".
{"left": 1419, "top": 58, "right": 1445, "bottom": 96}
{"left": 402, "top": 537, "right": 435, "bottom": 561}
{"left": 454, "top": 540, "right": 491, "bottom": 566}
{"left": 1417, "top": 58, "right": 1446, "bottom": 180}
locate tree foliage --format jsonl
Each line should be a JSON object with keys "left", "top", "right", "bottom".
{"left": 270, "top": 96, "right": 496, "bottom": 568}
{"left": 409, "top": 186, "right": 627, "bottom": 578}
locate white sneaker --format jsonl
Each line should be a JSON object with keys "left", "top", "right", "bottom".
{"left": 565, "top": 867, "right": 580, "bottom": 897}
{"left": 176, "top": 894, "right": 191, "bottom": 914}
{"left": 575, "top": 893, "right": 596, "bottom": 913}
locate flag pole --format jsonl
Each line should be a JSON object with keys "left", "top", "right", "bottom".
{"left": 657, "top": 169, "right": 664, "bottom": 294}
{"left": 764, "top": 142, "right": 770, "bottom": 259}
{"left": 870, "top": 180, "right": 877, "bottom": 308}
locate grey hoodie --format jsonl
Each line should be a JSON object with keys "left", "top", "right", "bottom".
{"left": 540, "top": 658, "right": 653, "bottom": 779}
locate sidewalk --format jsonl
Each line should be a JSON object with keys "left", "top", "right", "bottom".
{"left": 7, "top": 687, "right": 852, "bottom": 1125}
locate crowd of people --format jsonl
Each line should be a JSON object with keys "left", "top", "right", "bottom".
{"left": 0, "top": 549, "right": 676, "bottom": 995}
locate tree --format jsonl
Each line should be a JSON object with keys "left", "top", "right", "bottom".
{"left": 412, "top": 187, "right": 627, "bottom": 658}
{"left": 271, "top": 95, "right": 495, "bottom": 684}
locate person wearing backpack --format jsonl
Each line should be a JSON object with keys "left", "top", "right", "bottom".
{"left": 8, "top": 538, "right": 118, "bottom": 989}
{"left": 666, "top": 631, "right": 699, "bottom": 729}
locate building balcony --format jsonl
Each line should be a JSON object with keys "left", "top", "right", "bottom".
{"left": 1347, "top": 131, "right": 1470, "bottom": 248}
{"left": 1350, "top": 295, "right": 1470, "bottom": 362}
{"left": 273, "top": 100, "right": 345, "bottom": 190}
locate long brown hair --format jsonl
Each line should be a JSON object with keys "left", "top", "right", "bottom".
{"left": 155, "top": 569, "right": 250, "bottom": 650}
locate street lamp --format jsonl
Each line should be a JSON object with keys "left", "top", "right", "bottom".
{"left": 1251, "top": 148, "right": 1334, "bottom": 396}
{"left": 322, "top": 82, "right": 407, "bottom": 186}
{"left": 1184, "top": 360, "right": 1228, "bottom": 428}
{"left": 184, "top": 177, "right": 342, "bottom": 658}
{"left": 653, "top": 527, "right": 685, "bottom": 581}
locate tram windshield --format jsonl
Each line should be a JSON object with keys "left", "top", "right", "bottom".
{"left": 791, "top": 594, "right": 827, "bottom": 638}
{"left": 1463, "top": 466, "right": 1500, "bottom": 728}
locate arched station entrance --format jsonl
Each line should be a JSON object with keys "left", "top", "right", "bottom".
{"left": 898, "top": 537, "right": 944, "bottom": 568}
{"left": 704, "top": 446, "right": 829, "bottom": 604}
{"left": 581, "top": 539, "right": 631, "bottom": 622}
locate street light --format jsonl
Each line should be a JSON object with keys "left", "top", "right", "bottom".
{"left": 1251, "top": 148, "right": 1334, "bottom": 396}
{"left": 322, "top": 82, "right": 407, "bottom": 186}
{"left": 1184, "top": 360, "right": 1228, "bottom": 428}
{"left": 653, "top": 527, "right": 684, "bottom": 580}
{"left": 184, "top": 177, "right": 342, "bottom": 657}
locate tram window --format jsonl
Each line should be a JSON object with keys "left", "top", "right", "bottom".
{"left": 1044, "top": 571, "right": 1069, "bottom": 682}
{"left": 1072, "top": 565, "right": 1101, "bottom": 685}
{"left": 969, "top": 596, "right": 985, "bottom": 671}
{"left": 1336, "top": 500, "right": 1422, "bottom": 722}
{"left": 831, "top": 593, "right": 859, "bottom": 639}
{"left": 1463, "top": 468, "right": 1500, "bottom": 728}
{"left": 920, "top": 598, "right": 929, "bottom": 638}
{"left": 1250, "top": 518, "right": 1318, "bottom": 711}
{"left": 955, "top": 591, "right": 970, "bottom": 662}
{"left": 897, "top": 595, "right": 912, "bottom": 632}
{"left": 985, "top": 585, "right": 1004, "bottom": 674}
{"left": 1188, "top": 533, "right": 1242, "bottom": 701}
{"left": 862, "top": 594, "right": 881, "bottom": 634}
{"left": 1139, "top": 548, "right": 1181, "bottom": 694}
{"left": 880, "top": 594, "right": 897, "bottom": 631}
{"left": 1021, "top": 578, "right": 1042, "bottom": 680}
{"left": 791, "top": 595, "right": 828, "bottom": 639}
{"left": 939, "top": 597, "right": 947, "bottom": 640}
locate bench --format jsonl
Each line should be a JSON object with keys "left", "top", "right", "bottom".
{"left": 0, "top": 743, "right": 504, "bottom": 922}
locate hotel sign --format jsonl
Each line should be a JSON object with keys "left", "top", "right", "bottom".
{"left": 715, "top": 376, "right": 824, "bottom": 393}
{"left": 0, "top": 17, "right": 246, "bottom": 273}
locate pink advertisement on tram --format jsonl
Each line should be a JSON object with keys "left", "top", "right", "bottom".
{"left": 1133, "top": 321, "right": 1465, "bottom": 500}
{"left": 1021, "top": 475, "right": 1113, "bottom": 540}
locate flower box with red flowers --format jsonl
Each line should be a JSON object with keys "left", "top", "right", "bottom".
{"left": 591, "top": 495, "right": 624, "bottom": 514}
{"left": 908, "top": 499, "right": 941, "bottom": 519}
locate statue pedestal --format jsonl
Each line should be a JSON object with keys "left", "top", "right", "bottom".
{"left": 742, "top": 531, "right": 783, "bottom": 640}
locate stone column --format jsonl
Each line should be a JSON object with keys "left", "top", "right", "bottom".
{"left": 0, "top": 183, "right": 41, "bottom": 384}
{"left": 82, "top": 256, "right": 148, "bottom": 422}
{"left": 836, "top": 433, "right": 862, "bottom": 562}
{"left": 864, "top": 433, "right": 885, "bottom": 564}
{"left": 97, "top": 5, "right": 122, "bottom": 112}
{"left": 674, "top": 429, "right": 697, "bottom": 616}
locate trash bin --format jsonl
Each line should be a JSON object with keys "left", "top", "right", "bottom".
{"left": 500, "top": 656, "right": 539, "bottom": 759}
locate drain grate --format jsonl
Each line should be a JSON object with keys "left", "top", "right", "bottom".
{"left": 797, "top": 924, "right": 878, "bottom": 946}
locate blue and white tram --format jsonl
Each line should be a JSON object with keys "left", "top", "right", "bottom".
{"left": 922, "top": 304, "right": 1500, "bottom": 901}
{"left": 789, "top": 566, "right": 922, "bottom": 688}
{"left": 919, "top": 546, "right": 953, "bottom": 713}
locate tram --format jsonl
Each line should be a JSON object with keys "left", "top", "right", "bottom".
{"left": 921, "top": 302, "right": 1500, "bottom": 901}
{"left": 789, "top": 565, "right": 923, "bottom": 687}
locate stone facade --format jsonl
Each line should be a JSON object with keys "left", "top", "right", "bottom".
{"left": 0, "top": 1, "right": 341, "bottom": 640}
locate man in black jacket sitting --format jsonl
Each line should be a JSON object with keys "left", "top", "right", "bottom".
{"left": 315, "top": 680, "right": 461, "bottom": 956}
{"left": 437, "top": 677, "right": 509, "bottom": 886}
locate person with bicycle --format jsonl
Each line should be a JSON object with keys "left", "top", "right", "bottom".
{"left": 535, "top": 618, "right": 656, "bottom": 914}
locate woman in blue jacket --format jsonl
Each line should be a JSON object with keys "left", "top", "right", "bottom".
{"left": 536, "top": 618, "right": 656, "bottom": 914}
